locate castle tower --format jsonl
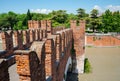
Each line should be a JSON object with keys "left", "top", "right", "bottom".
{"left": 70, "top": 20, "right": 85, "bottom": 73}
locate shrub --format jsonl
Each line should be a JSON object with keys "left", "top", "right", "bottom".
{"left": 84, "top": 58, "right": 92, "bottom": 73}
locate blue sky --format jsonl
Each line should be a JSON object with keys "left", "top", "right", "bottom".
{"left": 0, "top": 0, "right": 120, "bottom": 14}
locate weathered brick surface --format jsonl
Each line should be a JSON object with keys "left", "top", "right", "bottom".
{"left": 56, "top": 34, "right": 62, "bottom": 60}
{"left": 0, "top": 20, "right": 81, "bottom": 81}
{"left": 86, "top": 35, "right": 120, "bottom": 46}
{"left": 70, "top": 20, "right": 85, "bottom": 73}
{"left": 0, "top": 60, "right": 9, "bottom": 81}
{"left": 41, "top": 20, "right": 47, "bottom": 30}
{"left": 1, "top": 31, "right": 13, "bottom": 51}
{"left": 45, "top": 39, "right": 56, "bottom": 81}
{"left": 15, "top": 50, "right": 45, "bottom": 81}
{"left": 13, "top": 31, "right": 23, "bottom": 49}
{"left": 28, "top": 20, "right": 40, "bottom": 29}
{"left": 70, "top": 20, "right": 85, "bottom": 56}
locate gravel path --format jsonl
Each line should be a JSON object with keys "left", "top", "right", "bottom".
{"left": 79, "top": 47, "right": 120, "bottom": 81}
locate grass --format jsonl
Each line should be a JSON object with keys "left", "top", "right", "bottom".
{"left": 118, "top": 46, "right": 120, "bottom": 48}
{"left": 84, "top": 58, "right": 92, "bottom": 73}
{"left": 86, "top": 45, "right": 93, "bottom": 48}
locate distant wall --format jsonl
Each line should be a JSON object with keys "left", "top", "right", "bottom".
{"left": 86, "top": 35, "right": 120, "bottom": 47}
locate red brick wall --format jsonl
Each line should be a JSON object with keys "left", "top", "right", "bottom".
{"left": 0, "top": 20, "right": 81, "bottom": 81}
{"left": 0, "top": 60, "right": 9, "bottom": 81}
{"left": 70, "top": 20, "right": 85, "bottom": 56}
{"left": 13, "top": 28, "right": 72, "bottom": 81}
{"left": 86, "top": 35, "right": 120, "bottom": 46}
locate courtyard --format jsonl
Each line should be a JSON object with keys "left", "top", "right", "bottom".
{"left": 78, "top": 47, "right": 120, "bottom": 81}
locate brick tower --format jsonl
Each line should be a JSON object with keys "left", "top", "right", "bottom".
{"left": 70, "top": 20, "right": 85, "bottom": 73}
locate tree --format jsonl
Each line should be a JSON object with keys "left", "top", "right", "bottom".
{"left": 102, "top": 10, "right": 120, "bottom": 33}
{"left": 49, "top": 10, "right": 68, "bottom": 27}
{"left": 77, "top": 8, "right": 86, "bottom": 19}
{"left": 0, "top": 11, "right": 17, "bottom": 30}
{"left": 7, "top": 11, "right": 18, "bottom": 30}
{"left": 26, "top": 9, "right": 32, "bottom": 20}
{"left": 101, "top": 9, "right": 113, "bottom": 33}
{"left": 90, "top": 9, "right": 99, "bottom": 18}
{"left": 112, "top": 11, "right": 120, "bottom": 32}
{"left": 90, "top": 9, "right": 99, "bottom": 32}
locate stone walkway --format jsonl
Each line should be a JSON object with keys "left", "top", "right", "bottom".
{"left": 9, "top": 64, "right": 19, "bottom": 81}
{"left": 78, "top": 47, "right": 120, "bottom": 81}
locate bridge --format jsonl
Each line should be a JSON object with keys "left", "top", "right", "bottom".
{"left": 0, "top": 20, "right": 85, "bottom": 81}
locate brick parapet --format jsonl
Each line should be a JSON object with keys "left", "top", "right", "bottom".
{"left": 0, "top": 28, "right": 48, "bottom": 58}
{"left": 13, "top": 28, "right": 72, "bottom": 81}
{"left": 0, "top": 60, "right": 9, "bottom": 81}
{"left": 0, "top": 20, "right": 74, "bottom": 81}
{"left": 14, "top": 50, "right": 44, "bottom": 81}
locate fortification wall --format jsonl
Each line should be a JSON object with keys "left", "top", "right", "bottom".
{"left": 86, "top": 35, "right": 120, "bottom": 47}
{"left": 70, "top": 20, "right": 85, "bottom": 73}
{"left": 0, "top": 19, "right": 85, "bottom": 81}
{"left": 0, "top": 20, "right": 73, "bottom": 81}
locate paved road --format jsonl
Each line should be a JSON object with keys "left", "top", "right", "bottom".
{"left": 79, "top": 47, "right": 120, "bottom": 81}
{"left": 0, "top": 43, "right": 3, "bottom": 50}
{"left": 9, "top": 64, "right": 19, "bottom": 81}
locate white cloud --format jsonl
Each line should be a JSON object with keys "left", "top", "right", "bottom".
{"left": 93, "top": 5, "right": 104, "bottom": 15}
{"left": 93, "top": 5, "right": 103, "bottom": 12}
{"left": 106, "top": 5, "right": 120, "bottom": 12}
{"left": 92, "top": 5, "right": 120, "bottom": 15}
{"left": 31, "top": 9, "right": 52, "bottom": 14}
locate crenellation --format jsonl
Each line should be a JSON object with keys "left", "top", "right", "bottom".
{"left": 45, "top": 39, "right": 56, "bottom": 81}
{"left": 46, "top": 20, "right": 52, "bottom": 35}
{"left": 30, "top": 30, "right": 35, "bottom": 42}
{"left": 43, "top": 29, "right": 47, "bottom": 38}
{"left": 39, "top": 29, "right": 43, "bottom": 40}
{"left": 0, "top": 19, "right": 86, "bottom": 81}
{"left": 22, "top": 30, "right": 30, "bottom": 48}
{"left": 56, "top": 34, "right": 62, "bottom": 61}
{"left": 13, "top": 30, "right": 23, "bottom": 49}
{"left": 41, "top": 20, "right": 47, "bottom": 30}
{"left": 70, "top": 20, "right": 77, "bottom": 30}
{"left": 1, "top": 31, "right": 13, "bottom": 51}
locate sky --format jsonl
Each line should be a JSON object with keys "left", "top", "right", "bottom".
{"left": 0, "top": 0, "right": 120, "bottom": 14}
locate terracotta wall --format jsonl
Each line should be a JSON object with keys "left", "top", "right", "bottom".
{"left": 70, "top": 20, "right": 85, "bottom": 56}
{"left": 86, "top": 35, "right": 120, "bottom": 46}
{"left": 0, "top": 20, "right": 85, "bottom": 81}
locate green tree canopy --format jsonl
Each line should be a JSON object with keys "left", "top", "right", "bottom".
{"left": 90, "top": 9, "right": 99, "bottom": 18}
{"left": 77, "top": 8, "right": 86, "bottom": 19}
